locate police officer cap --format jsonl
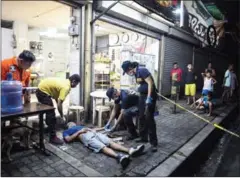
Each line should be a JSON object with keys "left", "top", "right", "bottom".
{"left": 106, "top": 87, "right": 115, "bottom": 101}
{"left": 121, "top": 60, "right": 132, "bottom": 75}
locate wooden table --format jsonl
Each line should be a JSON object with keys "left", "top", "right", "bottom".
{"left": 1, "top": 102, "right": 55, "bottom": 156}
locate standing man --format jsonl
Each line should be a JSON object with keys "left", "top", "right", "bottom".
{"left": 222, "top": 64, "right": 233, "bottom": 103}
{"left": 121, "top": 61, "right": 158, "bottom": 152}
{"left": 1, "top": 50, "right": 36, "bottom": 103}
{"left": 105, "top": 87, "right": 139, "bottom": 140}
{"left": 170, "top": 62, "right": 183, "bottom": 100}
{"left": 230, "top": 69, "right": 238, "bottom": 100}
{"left": 36, "top": 74, "right": 81, "bottom": 144}
{"left": 184, "top": 63, "right": 197, "bottom": 105}
{"left": 205, "top": 61, "right": 216, "bottom": 77}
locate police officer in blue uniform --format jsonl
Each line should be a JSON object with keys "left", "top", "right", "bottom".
{"left": 122, "top": 61, "right": 158, "bottom": 152}
{"left": 105, "top": 87, "right": 139, "bottom": 140}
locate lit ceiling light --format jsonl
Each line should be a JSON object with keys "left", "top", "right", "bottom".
{"left": 39, "top": 28, "right": 58, "bottom": 37}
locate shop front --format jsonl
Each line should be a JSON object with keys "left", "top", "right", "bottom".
{"left": 93, "top": 1, "right": 199, "bottom": 97}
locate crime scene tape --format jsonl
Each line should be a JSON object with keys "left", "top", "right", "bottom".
{"left": 156, "top": 92, "right": 240, "bottom": 138}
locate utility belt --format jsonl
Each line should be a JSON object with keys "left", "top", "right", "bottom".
{"left": 139, "top": 88, "right": 159, "bottom": 100}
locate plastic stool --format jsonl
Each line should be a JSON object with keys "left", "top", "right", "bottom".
{"left": 67, "top": 106, "right": 84, "bottom": 124}
{"left": 94, "top": 105, "right": 111, "bottom": 127}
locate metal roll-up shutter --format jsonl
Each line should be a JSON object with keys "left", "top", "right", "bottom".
{"left": 161, "top": 37, "right": 193, "bottom": 96}
{"left": 194, "top": 50, "right": 209, "bottom": 91}
{"left": 211, "top": 54, "right": 228, "bottom": 97}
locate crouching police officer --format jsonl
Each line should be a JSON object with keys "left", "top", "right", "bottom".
{"left": 121, "top": 61, "right": 158, "bottom": 152}
{"left": 105, "top": 87, "right": 139, "bottom": 140}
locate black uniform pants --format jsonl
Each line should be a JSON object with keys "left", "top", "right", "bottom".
{"left": 122, "top": 106, "right": 139, "bottom": 137}
{"left": 36, "top": 89, "right": 56, "bottom": 138}
{"left": 138, "top": 94, "right": 158, "bottom": 146}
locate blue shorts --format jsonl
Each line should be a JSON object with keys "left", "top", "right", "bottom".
{"left": 80, "top": 132, "right": 111, "bottom": 153}
{"left": 203, "top": 101, "right": 209, "bottom": 108}
{"left": 202, "top": 89, "right": 211, "bottom": 96}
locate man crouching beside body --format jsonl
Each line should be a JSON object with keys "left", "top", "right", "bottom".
{"left": 63, "top": 122, "right": 145, "bottom": 169}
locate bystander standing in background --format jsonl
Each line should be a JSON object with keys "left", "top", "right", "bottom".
{"left": 170, "top": 62, "right": 183, "bottom": 100}
{"left": 222, "top": 64, "right": 233, "bottom": 103}
{"left": 184, "top": 63, "right": 197, "bottom": 105}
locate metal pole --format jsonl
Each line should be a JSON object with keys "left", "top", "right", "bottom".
{"left": 90, "top": 0, "right": 120, "bottom": 25}
{"left": 180, "top": 0, "right": 184, "bottom": 27}
{"left": 84, "top": 2, "right": 92, "bottom": 121}
{"left": 80, "top": 5, "right": 85, "bottom": 106}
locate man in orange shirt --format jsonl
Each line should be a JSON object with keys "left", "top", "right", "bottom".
{"left": 1, "top": 50, "right": 36, "bottom": 103}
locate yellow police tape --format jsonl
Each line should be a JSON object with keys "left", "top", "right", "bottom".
{"left": 156, "top": 93, "right": 240, "bottom": 138}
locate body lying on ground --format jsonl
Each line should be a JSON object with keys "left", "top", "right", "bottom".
{"left": 62, "top": 122, "right": 145, "bottom": 169}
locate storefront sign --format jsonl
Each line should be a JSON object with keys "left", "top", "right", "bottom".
{"left": 188, "top": 12, "right": 208, "bottom": 43}
{"left": 184, "top": 1, "right": 225, "bottom": 47}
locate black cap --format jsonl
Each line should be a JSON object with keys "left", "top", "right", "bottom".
{"left": 121, "top": 60, "right": 132, "bottom": 75}
{"left": 106, "top": 87, "right": 115, "bottom": 101}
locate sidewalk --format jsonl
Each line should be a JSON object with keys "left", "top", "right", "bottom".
{"left": 1, "top": 99, "right": 237, "bottom": 177}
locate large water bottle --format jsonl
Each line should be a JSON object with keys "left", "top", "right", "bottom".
{"left": 1, "top": 72, "right": 23, "bottom": 114}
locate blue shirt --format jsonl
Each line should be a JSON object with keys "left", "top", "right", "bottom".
{"left": 115, "top": 89, "right": 139, "bottom": 109}
{"left": 135, "top": 67, "right": 151, "bottom": 94}
{"left": 224, "top": 70, "right": 231, "bottom": 87}
{"left": 63, "top": 126, "right": 85, "bottom": 138}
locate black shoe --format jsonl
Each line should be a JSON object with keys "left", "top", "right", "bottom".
{"left": 135, "top": 138, "right": 148, "bottom": 143}
{"left": 129, "top": 145, "right": 145, "bottom": 157}
{"left": 150, "top": 145, "right": 158, "bottom": 152}
{"left": 118, "top": 155, "right": 130, "bottom": 169}
{"left": 126, "top": 134, "right": 139, "bottom": 141}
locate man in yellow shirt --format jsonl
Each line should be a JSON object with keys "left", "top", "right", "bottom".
{"left": 36, "top": 74, "right": 81, "bottom": 145}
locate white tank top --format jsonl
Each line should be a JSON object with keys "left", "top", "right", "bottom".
{"left": 203, "top": 78, "right": 213, "bottom": 91}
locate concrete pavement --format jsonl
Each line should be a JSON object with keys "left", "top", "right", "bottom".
{"left": 1, "top": 99, "right": 238, "bottom": 177}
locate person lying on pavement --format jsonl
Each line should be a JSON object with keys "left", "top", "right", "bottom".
{"left": 63, "top": 122, "right": 145, "bottom": 169}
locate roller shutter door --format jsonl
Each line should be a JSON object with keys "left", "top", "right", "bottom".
{"left": 194, "top": 50, "right": 209, "bottom": 91}
{"left": 161, "top": 37, "right": 193, "bottom": 96}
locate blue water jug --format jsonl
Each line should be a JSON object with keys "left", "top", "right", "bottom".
{"left": 1, "top": 73, "right": 23, "bottom": 114}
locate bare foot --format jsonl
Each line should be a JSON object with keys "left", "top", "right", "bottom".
{"left": 207, "top": 113, "right": 211, "bottom": 117}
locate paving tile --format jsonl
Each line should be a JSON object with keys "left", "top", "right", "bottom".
{"left": 67, "top": 167, "right": 80, "bottom": 175}
{"left": 19, "top": 166, "right": 31, "bottom": 173}
{"left": 49, "top": 172, "right": 61, "bottom": 177}
{"left": 43, "top": 166, "right": 56, "bottom": 174}
{"left": 59, "top": 170, "right": 72, "bottom": 177}
{"left": 73, "top": 172, "right": 86, "bottom": 177}
{"left": 34, "top": 169, "right": 48, "bottom": 177}
{"left": 24, "top": 171, "right": 38, "bottom": 177}
{"left": 1, "top": 99, "right": 234, "bottom": 177}
{"left": 11, "top": 170, "right": 23, "bottom": 177}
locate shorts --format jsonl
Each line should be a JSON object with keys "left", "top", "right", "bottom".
{"left": 171, "top": 86, "right": 180, "bottom": 95}
{"left": 202, "top": 89, "right": 211, "bottom": 96}
{"left": 80, "top": 132, "right": 111, "bottom": 153}
{"left": 224, "top": 86, "right": 231, "bottom": 92}
{"left": 185, "top": 84, "right": 196, "bottom": 96}
{"left": 203, "top": 101, "right": 209, "bottom": 108}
